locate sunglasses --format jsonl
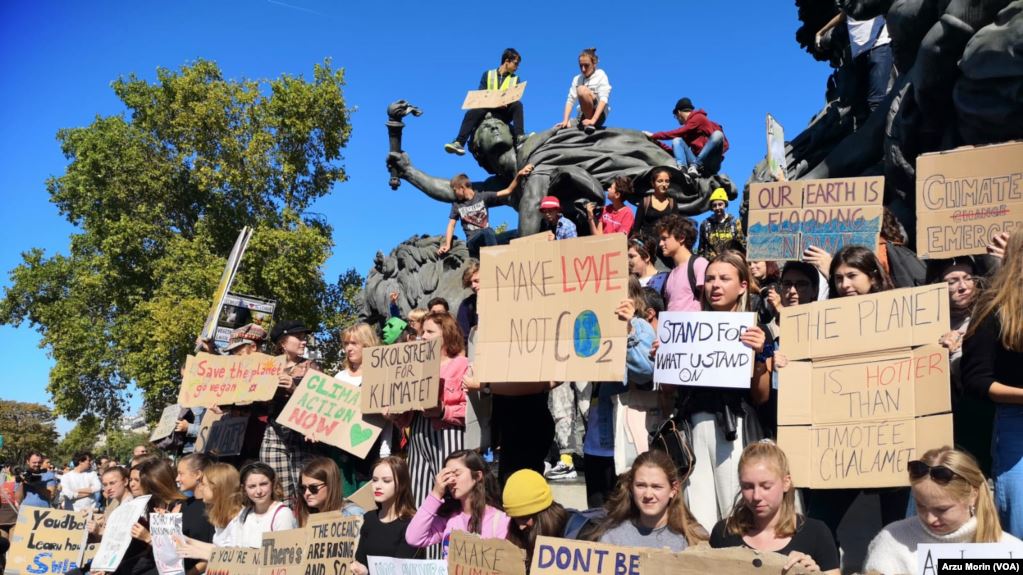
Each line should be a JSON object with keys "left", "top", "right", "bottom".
{"left": 907, "top": 460, "right": 960, "bottom": 484}
{"left": 300, "top": 482, "right": 326, "bottom": 495}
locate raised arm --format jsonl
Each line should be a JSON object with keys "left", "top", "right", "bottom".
{"left": 494, "top": 164, "right": 534, "bottom": 198}
{"left": 387, "top": 151, "right": 457, "bottom": 203}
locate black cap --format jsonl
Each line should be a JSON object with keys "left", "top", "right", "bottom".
{"left": 269, "top": 320, "right": 312, "bottom": 342}
{"left": 674, "top": 97, "right": 694, "bottom": 113}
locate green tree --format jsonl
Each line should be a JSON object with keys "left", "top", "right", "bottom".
{"left": 0, "top": 400, "right": 59, "bottom": 464}
{"left": 99, "top": 428, "right": 151, "bottom": 464}
{"left": 55, "top": 415, "right": 102, "bottom": 463}
{"left": 1, "top": 59, "right": 359, "bottom": 425}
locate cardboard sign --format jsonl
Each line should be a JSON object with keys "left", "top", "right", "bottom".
{"left": 201, "top": 226, "right": 252, "bottom": 340}
{"left": 4, "top": 508, "right": 89, "bottom": 575}
{"left": 917, "top": 543, "right": 1023, "bottom": 573}
{"left": 82, "top": 544, "right": 99, "bottom": 566}
{"left": 915, "top": 141, "right": 1023, "bottom": 258}
{"left": 369, "top": 556, "right": 448, "bottom": 575}
{"left": 204, "top": 415, "right": 249, "bottom": 457}
{"left": 192, "top": 409, "right": 224, "bottom": 454}
{"left": 530, "top": 536, "right": 642, "bottom": 575}
{"left": 511, "top": 231, "right": 554, "bottom": 244}
{"left": 92, "top": 495, "right": 152, "bottom": 571}
{"left": 277, "top": 370, "right": 384, "bottom": 458}
{"left": 149, "top": 513, "right": 184, "bottom": 575}
{"left": 347, "top": 481, "right": 377, "bottom": 512}
{"left": 260, "top": 527, "right": 309, "bottom": 575}
{"left": 779, "top": 284, "right": 949, "bottom": 361}
{"left": 304, "top": 513, "right": 361, "bottom": 574}
{"left": 461, "top": 82, "right": 526, "bottom": 110}
{"left": 149, "top": 404, "right": 182, "bottom": 442}
{"left": 747, "top": 176, "right": 883, "bottom": 260}
{"left": 448, "top": 531, "right": 525, "bottom": 575}
{"left": 654, "top": 311, "right": 756, "bottom": 388}
{"left": 767, "top": 114, "right": 787, "bottom": 182}
{"left": 361, "top": 339, "right": 442, "bottom": 414}
{"left": 178, "top": 352, "right": 284, "bottom": 408}
{"left": 476, "top": 234, "right": 629, "bottom": 383}
{"left": 640, "top": 547, "right": 805, "bottom": 574}
{"left": 207, "top": 546, "right": 261, "bottom": 575}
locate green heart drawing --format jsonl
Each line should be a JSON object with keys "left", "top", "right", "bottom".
{"left": 350, "top": 424, "right": 373, "bottom": 447}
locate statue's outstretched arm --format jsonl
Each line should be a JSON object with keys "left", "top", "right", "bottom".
{"left": 387, "top": 151, "right": 456, "bottom": 203}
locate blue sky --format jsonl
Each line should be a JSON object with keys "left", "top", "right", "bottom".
{"left": 0, "top": 1, "right": 830, "bottom": 434}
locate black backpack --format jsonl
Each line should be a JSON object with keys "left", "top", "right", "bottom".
{"left": 649, "top": 413, "right": 696, "bottom": 483}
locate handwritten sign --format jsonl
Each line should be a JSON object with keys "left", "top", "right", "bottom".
{"left": 640, "top": 547, "right": 804, "bottom": 574}
{"left": 461, "top": 82, "right": 526, "bottom": 110}
{"left": 766, "top": 114, "right": 787, "bottom": 182}
{"left": 779, "top": 284, "right": 948, "bottom": 361}
{"left": 476, "top": 234, "right": 628, "bottom": 382}
{"left": 82, "top": 543, "right": 98, "bottom": 566}
{"left": 654, "top": 311, "right": 756, "bottom": 388}
{"left": 207, "top": 547, "right": 261, "bottom": 575}
{"left": 150, "top": 513, "right": 184, "bottom": 575}
{"left": 747, "top": 176, "right": 883, "bottom": 260}
{"left": 917, "top": 543, "right": 1023, "bottom": 574}
{"left": 192, "top": 409, "right": 224, "bottom": 454}
{"left": 179, "top": 352, "right": 284, "bottom": 408}
{"left": 304, "top": 513, "right": 361, "bottom": 575}
{"left": 347, "top": 481, "right": 377, "bottom": 513}
{"left": 150, "top": 404, "right": 182, "bottom": 442}
{"left": 915, "top": 141, "right": 1023, "bottom": 258}
{"left": 204, "top": 415, "right": 248, "bottom": 457}
{"left": 277, "top": 370, "right": 384, "bottom": 458}
{"left": 370, "top": 557, "right": 448, "bottom": 575}
{"left": 260, "top": 527, "right": 309, "bottom": 575}
{"left": 92, "top": 495, "right": 152, "bottom": 571}
{"left": 449, "top": 531, "right": 525, "bottom": 575}
{"left": 361, "top": 339, "right": 441, "bottom": 414}
{"left": 530, "top": 536, "right": 641, "bottom": 575}
{"left": 4, "top": 508, "right": 89, "bottom": 575}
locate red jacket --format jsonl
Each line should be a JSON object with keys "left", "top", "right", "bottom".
{"left": 650, "top": 109, "right": 729, "bottom": 155}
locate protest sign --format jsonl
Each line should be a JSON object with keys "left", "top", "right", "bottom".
{"left": 779, "top": 284, "right": 949, "bottom": 361}
{"left": 530, "top": 536, "right": 641, "bottom": 575}
{"left": 149, "top": 513, "right": 184, "bottom": 575}
{"left": 212, "top": 292, "right": 276, "bottom": 352}
{"left": 361, "top": 339, "right": 441, "bottom": 414}
{"left": 149, "top": 404, "right": 182, "bottom": 442}
{"left": 82, "top": 544, "right": 98, "bottom": 566}
{"left": 654, "top": 311, "right": 756, "bottom": 388}
{"left": 917, "top": 543, "right": 1023, "bottom": 574}
{"left": 178, "top": 352, "right": 284, "bottom": 408}
{"left": 192, "top": 409, "right": 224, "bottom": 454}
{"left": 476, "top": 234, "right": 628, "bottom": 382}
{"left": 640, "top": 546, "right": 804, "bottom": 574}
{"left": 201, "top": 227, "right": 252, "bottom": 340}
{"left": 277, "top": 370, "right": 384, "bottom": 458}
{"left": 304, "top": 512, "right": 361, "bottom": 575}
{"left": 462, "top": 82, "right": 526, "bottom": 110}
{"left": 203, "top": 415, "right": 249, "bottom": 457}
{"left": 92, "top": 495, "right": 152, "bottom": 572}
{"left": 207, "top": 547, "right": 261, "bottom": 575}
{"left": 448, "top": 531, "right": 525, "bottom": 575}
{"left": 766, "top": 114, "right": 787, "bottom": 182}
{"left": 347, "top": 481, "right": 377, "bottom": 512}
{"left": 3, "top": 508, "right": 89, "bottom": 575}
{"left": 777, "top": 285, "right": 953, "bottom": 488}
{"left": 747, "top": 176, "right": 883, "bottom": 260}
{"left": 260, "top": 527, "right": 309, "bottom": 575}
{"left": 915, "top": 141, "right": 1023, "bottom": 258}
{"left": 510, "top": 231, "right": 554, "bottom": 243}
{"left": 369, "top": 556, "right": 448, "bottom": 575}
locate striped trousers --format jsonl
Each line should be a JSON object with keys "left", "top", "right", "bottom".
{"left": 408, "top": 414, "right": 464, "bottom": 559}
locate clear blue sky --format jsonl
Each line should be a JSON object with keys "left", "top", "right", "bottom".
{"left": 0, "top": 1, "right": 830, "bottom": 434}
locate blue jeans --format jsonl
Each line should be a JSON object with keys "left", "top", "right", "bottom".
{"left": 672, "top": 130, "right": 725, "bottom": 174}
{"left": 465, "top": 227, "right": 517, "bottom": 258}
{"left": 994, "top": 405, "right": 1023, "bottom": 538}
{"left": 856, "top": 43, "right": 893, "bottom": 113}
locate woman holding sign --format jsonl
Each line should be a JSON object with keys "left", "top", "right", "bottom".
{"left": 112, "top": 457, "right": 185, "bottom": 575}
{"left": 351, "top": 457, "right": 422, "bottom": 575}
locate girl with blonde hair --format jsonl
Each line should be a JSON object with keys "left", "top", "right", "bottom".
{"left": 198, "top": 463, "right": 243, "bottom": 545}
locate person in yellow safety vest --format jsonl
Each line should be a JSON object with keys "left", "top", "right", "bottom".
{"left": 445, "top": 48, "right": 527, "bottom": 156}
{"left": 697, "top": 187, "right": 744, "bottom": 259}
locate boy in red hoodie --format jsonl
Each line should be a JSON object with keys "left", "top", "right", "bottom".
{"left": 645, "top": 97, "right": 729, "bottom": 177}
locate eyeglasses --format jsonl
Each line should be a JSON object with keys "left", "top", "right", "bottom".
{"left": 300, "top": 482, "right": 326, "bottom": 495}
{"left": 907, "top": 460, "right": 961, "bottom": 484}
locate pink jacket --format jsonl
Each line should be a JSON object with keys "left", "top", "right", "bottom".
{"left": 405, "top": 493, "right": 510, "bottom": 554}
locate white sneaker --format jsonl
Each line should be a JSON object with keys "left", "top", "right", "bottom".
{"left": 545, "top": 461, "right": 578, "bottom": 480}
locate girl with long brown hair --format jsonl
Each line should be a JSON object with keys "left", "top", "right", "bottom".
{"left": 197, "top": 463, "right": 242, "bottom": 545}
{"left": 351, "top": 457, "right": 422, "bottom": 575}
{"left": 588, "top": 450, "right": 706, "bottom": 551}
{"left": 295, "top": 456, "right": 363, "bottom": 527}
{"left": 710, "top": 441, "right": 838, "bottom": 574}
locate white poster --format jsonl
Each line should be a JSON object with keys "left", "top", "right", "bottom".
{"left": 150, "top": 512, "right": 185, "bottom": 575}
{"left": 368, "top": 556, "right": 448, "bottom": 575}
{"left": 91, "top": 495, "right": 151, "bottom": 572}
{"left": 917, "top": 543, "right": 1023, "bottom": 574}
{"left": 654, "top": 311, "right": 756, "bottom": 389}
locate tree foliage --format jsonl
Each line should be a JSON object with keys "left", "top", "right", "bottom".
{"left": 55, "top": 415, "right": 102, "bottom": 464}
{"left": 0, "top": 400, "right": 59, "bottom": 464}
{"left": 1, "top": 59, "right": 363, "bottom": 425}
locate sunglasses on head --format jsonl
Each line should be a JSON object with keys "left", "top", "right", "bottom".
{"left": 300, "top": 482, "right": 325, "bottom": 495}
{"left": 907, "top": 460, "right": 959, "bottom": 484}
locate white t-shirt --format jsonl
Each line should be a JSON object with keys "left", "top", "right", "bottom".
{"left": 847, "top": 15, "right": 890, "bottom": 58}
{"left": 225, "top": 501, "right": 298, "bottom": 548}
{"left": 336, "top": 369, "right": 391, "bottom": 457}
{"left": 59, "top": 470, "right": 101, "bottom": 511}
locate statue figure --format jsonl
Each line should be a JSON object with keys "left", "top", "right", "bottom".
{"left": 386, "top": 108, "right": 738, "bottom": 237}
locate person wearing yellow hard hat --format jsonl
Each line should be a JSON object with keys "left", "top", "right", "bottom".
{"left": 697, "top": 187, "right": 744, "bottom": 260}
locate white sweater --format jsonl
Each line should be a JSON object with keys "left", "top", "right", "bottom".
{"left": 863, "top": 516, "right": 1023, "bottom": 574}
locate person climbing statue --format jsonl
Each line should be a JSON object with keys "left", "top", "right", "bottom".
{"left": 445, "top": 48, "right": 526, "bottom": 156}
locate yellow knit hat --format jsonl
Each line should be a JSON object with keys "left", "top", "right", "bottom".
{"left": 709, "top": 187, "right": 728, "bottom": 203}
{"left": 502, "top": 469, "right": 553, "bottom": 518}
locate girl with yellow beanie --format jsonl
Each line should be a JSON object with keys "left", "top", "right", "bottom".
{"left": 503, "top": 469, "right": 568, "bottom": 568}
